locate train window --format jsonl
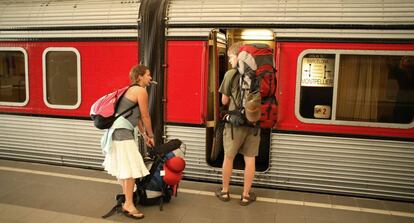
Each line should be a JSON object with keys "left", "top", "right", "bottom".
{"left": 299, "top": 54, "right": 335, "bottom": 119}
{"left": 0, "top": 48, "right": 29, "bottom": 106}
{"left": 42, "top": 48, "right": 81, "bottom": 109}
{"left": 297, "top": 50, "right": 414, "bottom": 128}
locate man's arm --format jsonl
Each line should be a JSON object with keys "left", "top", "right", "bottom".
{"left": 222, "top": 94, "right": 230, "bottom": 106}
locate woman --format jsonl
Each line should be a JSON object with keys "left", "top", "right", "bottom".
{"left": 102, "top": 64, "right": 155, "bottom": 219}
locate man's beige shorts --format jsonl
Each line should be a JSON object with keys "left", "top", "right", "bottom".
{"left": 223, "top": 123, "right": 260, "bottom": 157}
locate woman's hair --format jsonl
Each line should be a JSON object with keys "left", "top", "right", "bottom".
{"left": 129, "top": 64, "right": 149, "bottom": 84}
{"left": 227, "top": 41, "right": 243, "bottom": 56}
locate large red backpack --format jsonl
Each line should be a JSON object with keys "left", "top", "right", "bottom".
{"left": 237, "top": 43, "right": 278, "bottom": 128}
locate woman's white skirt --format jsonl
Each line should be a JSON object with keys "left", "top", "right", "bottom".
{"left": 103, "top": 140, "right": 150, "bottom": 180}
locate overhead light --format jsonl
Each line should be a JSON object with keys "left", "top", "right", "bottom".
{"left": 241, "top": 29, "right": 274, "bottom": 40}
{"left": 216, "top": 32, "right": 226, "bottom": 43}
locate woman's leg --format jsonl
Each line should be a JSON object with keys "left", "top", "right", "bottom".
{"left": 121, "top": 178, "right": 143, "bottom": 217}
{"left": 123, "top": 178, "right": 135, "bottom": 209}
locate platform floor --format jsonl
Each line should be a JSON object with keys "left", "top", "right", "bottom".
{"left": 0, "top": 159, "right": 413, "bottom": 223}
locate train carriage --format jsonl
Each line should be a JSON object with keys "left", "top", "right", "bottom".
{"left": 0, "top": 0, "right": 413, "bottom": 201}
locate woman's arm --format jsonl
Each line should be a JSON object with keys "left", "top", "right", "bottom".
{"left": 137, "top": 120, "right": 145, "bottom": 135}
{"left": 136, "top": 87, "right": 154, "bottom": 146}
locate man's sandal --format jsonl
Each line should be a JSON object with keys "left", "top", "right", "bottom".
{"left": 215, "top": 188, "right": 231, "bottom": 202}
{"left": 240, "top": 192, "right": 256, "bottom": 206}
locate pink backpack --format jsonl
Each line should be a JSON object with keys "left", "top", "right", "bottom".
{"left": 90, "top": 85, "right": 137, "bottom": 129}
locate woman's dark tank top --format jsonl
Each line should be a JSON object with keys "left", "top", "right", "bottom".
{"left": 112, "top": 96, "right": 141, "bottom": 141}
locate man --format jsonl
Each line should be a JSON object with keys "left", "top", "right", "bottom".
{"left": 215, "top": 42, "right": 260, "bottom": 206}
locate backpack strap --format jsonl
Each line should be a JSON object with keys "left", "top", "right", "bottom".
{"left": 227, "top": 70, "right": 242, "bottom": 110}
{"left": 101, "top": 195, "right": 124, "bottom": 218}
{"left": 137, "top": 155, "right": 164, "bottom": 187}
{"left": 114, "top": 103, "right": 138, "bottom": 119}
{"left": 114, "top": 84, "right": 139, "bottom": 119}
{"left": 271, "top": 68, "right": 278, "bottom": 105}
{"left": 226, "top": 71, "right": 239, "bottom": 141}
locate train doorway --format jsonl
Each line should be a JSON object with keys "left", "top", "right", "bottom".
{"left": 205, "top": 29, "right": 275, "bottom": 172}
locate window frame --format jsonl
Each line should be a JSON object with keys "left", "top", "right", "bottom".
{"left": 42, "top": 47, "right": 81, "bottom": 109}
{"left": 295, "top": 49, "right": 414, "bottom": 129}
{"left": 0, "top": 47, "right": 29, "bottom": 106}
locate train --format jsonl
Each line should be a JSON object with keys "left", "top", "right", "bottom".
{"left": 0, "top": 0, "right": 413, "bottom": 201}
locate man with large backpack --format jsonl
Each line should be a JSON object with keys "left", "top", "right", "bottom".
{"left": 215, "top": 42, "right": 260, "bottom": 206}
{"left": 215, "top": 41, "right": 278, "bottom": 206}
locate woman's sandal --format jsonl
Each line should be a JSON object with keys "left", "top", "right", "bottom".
{"left": 122, "top": 208, "right": 145, "bottom": 219}
{"left": 240, "top": 192, "right": 256, "bottom": 206}
{"left": 215, "top": 188, "right": 231, "bottom": 202}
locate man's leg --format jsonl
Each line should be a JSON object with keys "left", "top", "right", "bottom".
{"left": 222, "top": 155, "right": 235, "bottom": 194}
{"left": 242, "top": 156, "right": 255, "bottom": 198}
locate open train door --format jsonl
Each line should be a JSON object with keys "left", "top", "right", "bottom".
{"left": 206, "top": 29, "right": 274, "bottom": 172}
{"left": 205, "top": 29, "right": 227, "bottom": 168}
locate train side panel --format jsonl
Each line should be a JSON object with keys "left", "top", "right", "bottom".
{"left": 0, "top": 41, "right": 138, "bottom": 117}
{"left": 276, "top": 42, "right": 414, "bottom": 138}
{"left": 165, "top": 41, "right": 208, "bottom": 125}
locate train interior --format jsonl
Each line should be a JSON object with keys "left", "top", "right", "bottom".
{"left": 0, "top": 51, "right": 26, "bottom": 103}
{"left": 205, "top": 28, "right": 275, "bottom": 172}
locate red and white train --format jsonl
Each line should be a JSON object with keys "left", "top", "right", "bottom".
{"left": 0, "top": 0, "right": 413, "bottom": 201}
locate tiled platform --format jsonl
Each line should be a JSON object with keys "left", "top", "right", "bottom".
{"left": 0, "top": 159, "right": 413, "bottom": 223}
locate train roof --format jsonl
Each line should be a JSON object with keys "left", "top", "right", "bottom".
{"left": 1, "top": 0, "right": 414, "bottom": 40}
{"left": 0, "top": 0, "right": 140, "bottom": 40}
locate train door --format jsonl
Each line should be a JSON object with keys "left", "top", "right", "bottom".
{"left": 206, "top": 29, "right": 275, "bottom": 172}
{"left": 205, "top": 29, "right": 227, "bottom": 168}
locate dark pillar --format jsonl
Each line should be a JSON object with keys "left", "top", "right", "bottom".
{"left": 139, "top": 0, "right": 168, "bottom": 146}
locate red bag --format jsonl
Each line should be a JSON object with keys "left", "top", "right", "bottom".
{"left": 238, "top": 44, "right": 278, "bottom": 128}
